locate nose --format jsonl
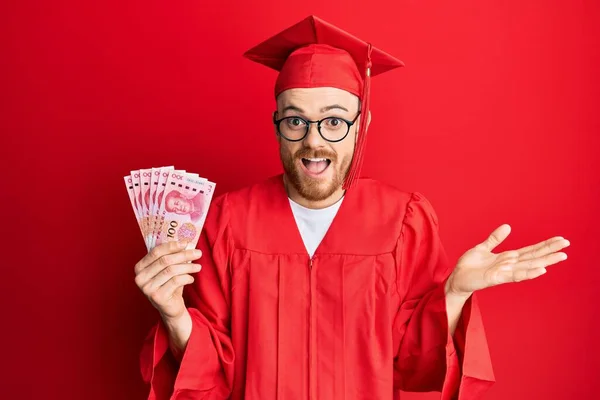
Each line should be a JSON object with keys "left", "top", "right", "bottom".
{"left": 302, "top": 122, "right": 326, "bottom": 148}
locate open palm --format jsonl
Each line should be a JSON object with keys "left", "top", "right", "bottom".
{"left": 446, "top": 224, "right": 570, "bottom": 296}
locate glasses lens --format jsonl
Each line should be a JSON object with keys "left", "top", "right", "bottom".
{"left": 319, "top": 117, "right": 350, "bottom": 141}
{"left": 279, "top": 117, "right": 308, "bottom": 140}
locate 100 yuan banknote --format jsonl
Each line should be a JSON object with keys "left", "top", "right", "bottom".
{"left": 124, "top": 175, "right": 144, "bottom": 239}
{"left": 149, "top": 167, "right": 175, "bottom": 248}
{"left": 129, "top": 169, "right": 150, "bottom": 248}
{"left": 140, "top": 168, "right": 153, "bottom": 248}
{"left": 154, "top": 171, "right": 215, "bottom": 250}
{"left": 149, "top": 166, "right": 173, "bottom": 248}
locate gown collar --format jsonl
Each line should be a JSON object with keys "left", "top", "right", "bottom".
{"left": 270, "top": 173, "right": 358, "bottom": 257}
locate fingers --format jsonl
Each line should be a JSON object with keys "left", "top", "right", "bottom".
{"left": 141, "top": 262, "right": 202, "bottom": 294}
{"left": 516, "top": 236, "right": 562, "bottom": 257}
{"left": 135, "top": 241, "right": 189, "bottom": 275}
{"left": 495, "top": 251, "right": 567, "bottom": 283}
{"left": 518, "top": 237, "right": 570, "bottom": 261}
{"left": 479, "top": 224, "right": 511, "bottom": 252}
{"left": 496, "top": 250, "right": 520, "bottom": 262}
{"left": 507, "top": 267, "right": 548, "bottom": 283}
{"left": 135, "top": 248, "right": 202, "bottom": 288}
{"left": 149, "top": 274, "right": 195, "bottom": 305}
{"left": 516, "top": 251, "right": 568, "bottom": 270}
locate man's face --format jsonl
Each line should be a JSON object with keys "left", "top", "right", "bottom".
{"left": 276, "top": 87, "right": 361, "bottom": 202}
{"left": 166, "top": 194, "right": 192, "bottom": 214}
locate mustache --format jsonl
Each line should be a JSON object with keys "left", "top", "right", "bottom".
{"left": 294, "top": 147, "right": 337, "bottom": 162}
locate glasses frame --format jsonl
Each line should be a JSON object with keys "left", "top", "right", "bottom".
{"left": 273, "top": 111, "right": 361, "bottom": 143}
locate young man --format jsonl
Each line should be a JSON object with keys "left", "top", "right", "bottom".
{"left": 134, "top": 16, "right": 570, "bottom": 399}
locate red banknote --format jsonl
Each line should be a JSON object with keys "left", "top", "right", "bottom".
{"left": 124, "top": 167, "right": 215, "bottom": 251}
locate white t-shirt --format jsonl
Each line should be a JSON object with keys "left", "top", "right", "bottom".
{"left": 288, "top": 197, "right": 344, "bottom": 258}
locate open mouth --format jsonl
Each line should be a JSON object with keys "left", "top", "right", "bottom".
{"left": 301, "top": 157, "right": 331, "bottom": 176}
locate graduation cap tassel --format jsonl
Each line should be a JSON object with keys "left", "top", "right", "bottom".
{"left": 343, "top": 43, "right": 373, "bottom": 190}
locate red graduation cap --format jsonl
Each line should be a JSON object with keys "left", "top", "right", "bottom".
{"left": 244, "top": 15, "right": 404, "bottom": 189}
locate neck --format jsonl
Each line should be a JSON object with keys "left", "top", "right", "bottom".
{"left": 283, "top": 174, "right": 345, "bottom": 209}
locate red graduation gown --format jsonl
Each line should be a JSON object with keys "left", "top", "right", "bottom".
{"left": 140, "top": 175, "right": 495, "bottom": 399}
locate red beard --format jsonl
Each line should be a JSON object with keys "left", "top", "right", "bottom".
{"left": 280, "top": 146, "right": 351, "bottom": 202}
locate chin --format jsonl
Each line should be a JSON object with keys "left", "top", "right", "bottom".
{"left": 293, "top": 170, "right": 340, "bottom": 202}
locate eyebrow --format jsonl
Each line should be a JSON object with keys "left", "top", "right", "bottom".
{"left": 320, "top": 104, "right": 349, "bottom": 113}
{"left": 282, "top": 105, "right": 305, "bottom": 113}
{"left": 281, "top": 104, "right": 350, "bottom": 114}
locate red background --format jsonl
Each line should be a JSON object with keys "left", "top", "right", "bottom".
{"left": 2, "top": 1, "right": 599, "bottom": 399}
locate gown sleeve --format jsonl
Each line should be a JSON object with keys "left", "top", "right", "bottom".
{"left": 139, "top": 194, "right": 235, "bottom": 400}
{"left": 392, "top": 192, "right": 495, "bottom": 399}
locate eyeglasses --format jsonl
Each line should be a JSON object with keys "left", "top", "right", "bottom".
{"left": 273, "top": 111, "right": 361, "bottom": 142}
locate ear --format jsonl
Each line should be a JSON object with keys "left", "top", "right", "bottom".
{"left": 354, "top": 110, "right": 372, "bottom": 144}
{"left": 273, "top": 111, "right": 281, "bottom": 143}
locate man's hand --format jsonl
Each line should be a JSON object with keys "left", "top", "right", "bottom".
{"left": 445, "top": 224, "right": 570, "bottom": 297}
{"left": 134, "top": 241, "right": 202, "bottom": 357}
{"left": 135, "top": 240, "right": 202, "bottom": 319}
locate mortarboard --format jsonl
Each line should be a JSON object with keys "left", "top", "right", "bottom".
{"left": 243, "top": 15, "right": 404, "bottom": 189}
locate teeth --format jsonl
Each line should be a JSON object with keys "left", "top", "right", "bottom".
{"left": 305, "top": 158, "right": 327, "bottom": 162}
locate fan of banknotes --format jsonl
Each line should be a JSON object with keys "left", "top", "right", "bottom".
{"left": 124, "top": 167, "right": 215, "bottom": 251}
